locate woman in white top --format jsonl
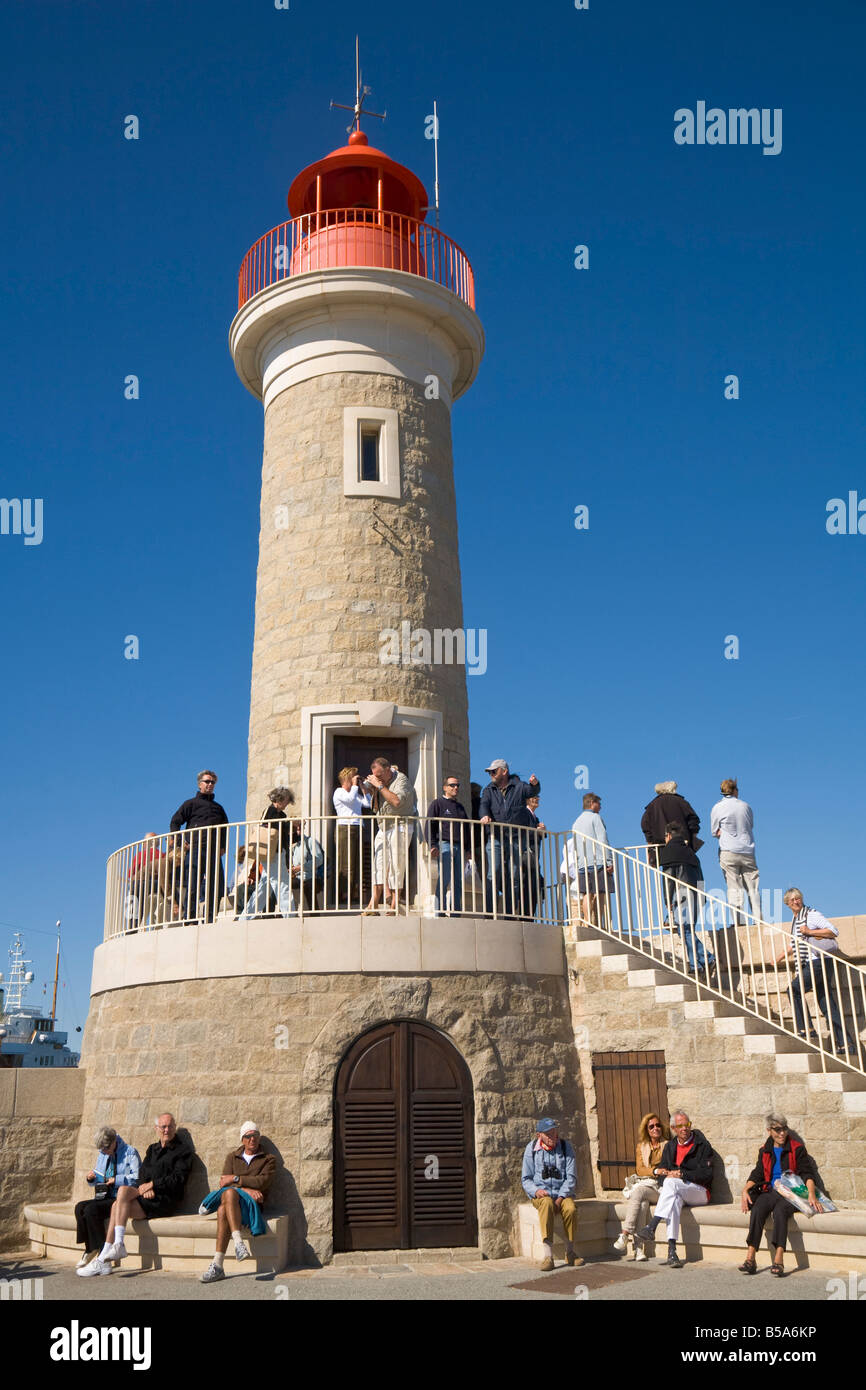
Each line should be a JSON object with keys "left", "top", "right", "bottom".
{"left": 333, "top": 767, "right": 371, "bottom": 910}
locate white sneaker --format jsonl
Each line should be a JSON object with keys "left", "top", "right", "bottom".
{"left": 76, "top": 1250, "right": 97, "bottom": 1269}
{"left": 104, "top": 1240, "right": 128, "bottom": 1260}
{"left": 635, "top": 1244, "right": 648, "bottom": 1262}
{"left": 234, "top": 1239, "right": 251, "bottom": 1262}
{"left": 76, "top": 1258, "right": 114, "bottom": 1277}
{"left": 613, "top": 1232, "right": 629, "bottom": 1253}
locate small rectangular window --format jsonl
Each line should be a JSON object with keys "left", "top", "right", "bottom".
{"left": 359, "top": 425, "right": 380, "bottom": 483}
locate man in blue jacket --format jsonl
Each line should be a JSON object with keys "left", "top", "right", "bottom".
{"left": 480, "top": 760, "right": 540, "bottom": 916}
{"left": 521, "top": 1117, "right": 583, "bottom": 1271}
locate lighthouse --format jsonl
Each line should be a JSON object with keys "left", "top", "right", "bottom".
{"left": 230, "top": 87, "right": 484, "bottom": 825}
{"left": 57, "top": 68, "right": 581, "bottom": 1273}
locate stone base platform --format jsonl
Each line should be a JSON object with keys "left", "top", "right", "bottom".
{"left": 518, "top": 1199, "right": 866, "bottom": 1273}
{"left": 24, "top": 1203, "right": 290, "bottom": 1274}
{"left": 330, "top": 1246, "right": 484, "bottom": 1266}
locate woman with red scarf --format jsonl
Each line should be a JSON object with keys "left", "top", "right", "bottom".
{"left": 739, "top": 1114, "right": 822, "bottom": 1277}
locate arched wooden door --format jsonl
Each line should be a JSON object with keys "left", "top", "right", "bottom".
{"left": 334, "top": 1020, "right": 477, "bottom": 1252}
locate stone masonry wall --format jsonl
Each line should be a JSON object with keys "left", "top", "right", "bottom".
{"left": 567, "top": 932, "right": 866, "bottom": 1205}
{"left": 0, "top": 1070, "right": 84, "bottom": 1252}
{"left": 75, "top": 970, "right": 585, "bottom": 1265}
{"left": 247, "top": 372, "right": 471, "bottom": 815}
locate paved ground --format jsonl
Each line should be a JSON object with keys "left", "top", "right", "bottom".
{"left": 1, "top": 1251, "right": 849, "bottom": 1302}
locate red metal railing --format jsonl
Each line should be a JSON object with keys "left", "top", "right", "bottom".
{"left": 237, "top": 209, "right": 475, "bottom": 311}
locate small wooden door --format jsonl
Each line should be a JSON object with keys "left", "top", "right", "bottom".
{"left": 592, "top": 1050, "right": 668, "bottom": 1189}
{"left": 334, "top": 1021, "right": 477, "bottom": 1252}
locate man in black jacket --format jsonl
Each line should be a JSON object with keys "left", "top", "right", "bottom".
{"left": 638, "top": 1112, "right": 714, "bottom": 1268}
{"left": 479, "top": 760, "right": 540, "bottom": 916}
{"left": 659, "top": 822, "right": 716, "bottom": 978}
{"left": 641, "top": 781, "right": 701, "bottom": 865}
{"left": 170, "top": 769, "right": 229, "bottom": 922}
{"left": 78, "top": 1115, "right": 194, "bottom": 1276}
{"left": 425, "top": 776, "right": 469, "bottom": 915}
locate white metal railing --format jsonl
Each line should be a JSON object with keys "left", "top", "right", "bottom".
{"left": 561, "top": 831, "right": 866, "bottom": 1079}
{"left": 105, "top": 820, "right": 865, "bottom": 1078}
{"left": 105, "top": 816, "right": 565, "bottom": 936}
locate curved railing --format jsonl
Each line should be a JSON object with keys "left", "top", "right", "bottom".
{"left": 106, "top": 820, "right": 866, "bottom": 1078}
{"left": 237, "top": 209, "right": 475, "bottom": 310}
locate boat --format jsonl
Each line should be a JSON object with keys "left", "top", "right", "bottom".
{"left": 0, "top": 927, "right": 80, "bottom": 1068}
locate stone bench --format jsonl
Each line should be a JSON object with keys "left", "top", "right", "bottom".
{"left": 517, "top": 1199, "right": 866, "bottom": 1273}
{"left": 24, "top": 1202, "right": 291, "bottom": 1274}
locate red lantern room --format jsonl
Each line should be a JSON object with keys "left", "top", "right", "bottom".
{"left": 287, "top": 129, "right": 428, "bottom": 222}
{"left": 237, "top": 108, "right": 474, "bottom": 311}
{"left": 285, "top": 129, "right": 429, "bottom": 279}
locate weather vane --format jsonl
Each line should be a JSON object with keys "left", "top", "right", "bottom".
{"left": 330, "top": 35, "right": 386, "bottom": 134}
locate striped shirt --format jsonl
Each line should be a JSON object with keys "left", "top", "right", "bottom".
{"left": 790, "top": 907, "right": 839, "bottom": 963}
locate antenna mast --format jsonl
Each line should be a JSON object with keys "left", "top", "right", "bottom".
{"left": 432, "top": 99, "right": 440, "bottom": 227}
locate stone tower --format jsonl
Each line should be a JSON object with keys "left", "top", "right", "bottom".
{"left": 230, "top": 126, "right": 484, "bottom": 820}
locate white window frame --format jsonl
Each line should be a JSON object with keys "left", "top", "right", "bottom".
{"left": 342, "top": 405, "right": 400, "bottom": 499}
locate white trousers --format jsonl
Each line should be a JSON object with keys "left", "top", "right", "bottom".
{"left": 374, "top": 822, "right": 414, "bottom": 891}
{"left": 655, "top": 1177, "right": 708, "bottom": 1240}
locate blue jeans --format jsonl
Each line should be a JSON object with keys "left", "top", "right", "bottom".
{"left": 242, "top": 860, "right": 295, "bottom": 918}
{"left": 435, "top": 844, "right": 463, "bottom": 913}
{"left": 665, "top": 882, "right": 714, "bottom": 973}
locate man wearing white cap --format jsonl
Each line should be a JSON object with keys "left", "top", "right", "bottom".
{"left": 201, "top": 1123, "right": 276, "bottom": 1283}
{"left": 479, "top": 760, "right": 541, "bottom": 916}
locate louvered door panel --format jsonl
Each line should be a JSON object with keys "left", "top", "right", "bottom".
{"left": 335, "top": 1021, "right": 477, "bottom": 1252}
{"left": 409, "top": 1034, "right": 477, "bottom": 1246}
{"left": 334, "top": 1026, "right": 404, "bottom": 1250}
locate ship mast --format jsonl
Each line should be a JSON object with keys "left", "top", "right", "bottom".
{"left": 51, "top": 920, "right": 61, "bottom": 1023}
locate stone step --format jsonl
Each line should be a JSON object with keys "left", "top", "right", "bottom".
{"left": 742, "top": 1031, "right": 808, "bottom": 1056}
{"left": 774, "top": 1051, "right": 826, "bottom": 1073}
{"left": 627, "top": 968, "right": 669, "bottom": 988}
{"left": 682, "top": 998, "right": 742, "bottom": 1021}
{"left": 806, "top": 1069, "right": 866, "bottom": 1092}
{"left": 654, "top": 982, "right": 697, "bottom": 1004}
{"left": 600, "top": 953, "right": 630, "bottom": 974}
{"left": 712, "top": 1014, "right": 768, "bottom": 1036}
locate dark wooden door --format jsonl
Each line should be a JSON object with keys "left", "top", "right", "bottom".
{"left": 592, "top": 1050, "right": 668, "bottom": 1190}
{"left": 334, "top": 1021, "right": 477, "bottom": 1252}
{"left": 331, "top": 736, "right": 409, "bottom": 791}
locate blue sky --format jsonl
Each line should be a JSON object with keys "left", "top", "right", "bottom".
{"left": 1, "top": 0, "right": 863, "bottom": 1025}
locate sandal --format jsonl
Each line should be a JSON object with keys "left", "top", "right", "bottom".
{"left": 770, "top": 1263, "right": 785, "bottom": 1277}
{"left": 738, "top": 1258, "right": 757, "bottom": 1274}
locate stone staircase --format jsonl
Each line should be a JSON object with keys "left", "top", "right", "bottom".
{"left": 569, "top": 929, "right": 866, "bottom": 1208}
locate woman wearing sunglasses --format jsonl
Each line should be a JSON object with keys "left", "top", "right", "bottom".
{"left": 613, "top": 1112, "right": 670, "bottom": 1260}
{"left": 739, "top": 1113, "right": 823, "bottom": 1277}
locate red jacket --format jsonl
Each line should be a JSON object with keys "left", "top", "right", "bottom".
{"left": 748, "top": 1135, "right": 817, "bottom": 1193}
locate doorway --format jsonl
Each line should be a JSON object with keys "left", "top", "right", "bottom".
{"left": 333, "top": 1020, "right": 478, "bottom": 1251}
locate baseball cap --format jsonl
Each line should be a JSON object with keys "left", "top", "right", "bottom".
{"left": 535, "top": 1117, "right": 559, "bottom": 1133}
{"left": 485, "top": 759, "right": 508, "bottom": 773}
